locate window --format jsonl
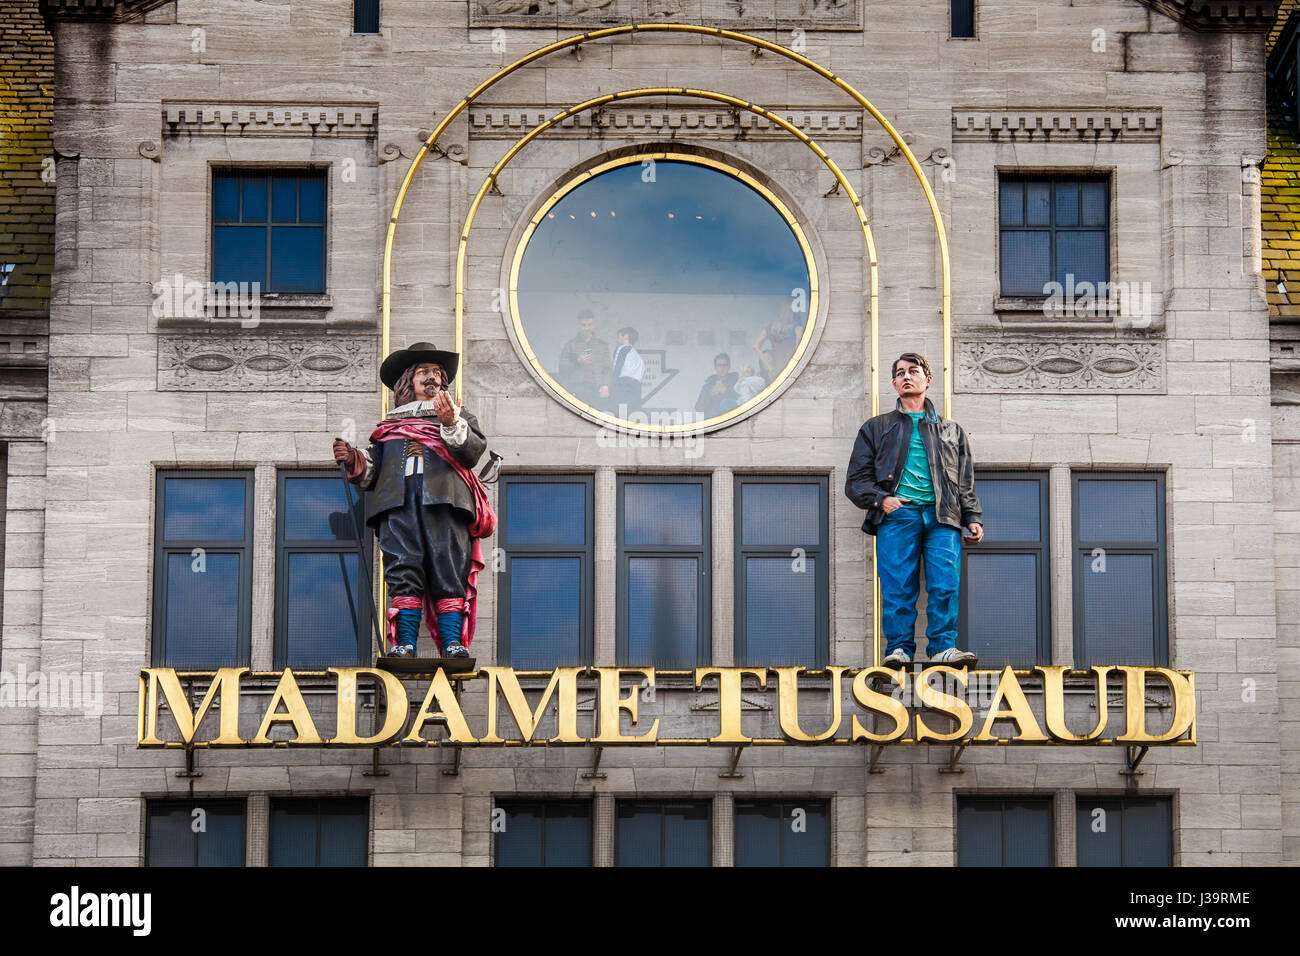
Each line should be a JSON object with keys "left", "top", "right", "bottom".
{"left": 734, "top": 476, "right": 828, "bottom": 666}
{"left": 152, "top": 472, "right": 253, "bottom": 667}
{"left": 1076, "top": 797, "right": 1172, "bottom": 866}
{"left": 212, "top": 170, "right": 326, "bottom": 293}
{"left": 999, "top": 175, "right": 1108, "bottom": 296}
{"left": 615, "top": 800, "right": 710, "bottom": 867}
{"left": 269, "top": 798, "right": 368, "bottom": 866}
{"left": 1072, "top": 473, "right": 1168, "bottom": 665}
{"left": 957, "top": 797, "right": 1053, "bottom": 866}
{"left": 959, "top": 472, "right": 1049, "bottom": 667}
{"left": 498, "top": 476, "right": 594, "bottom": 667}
{"left": 353, "top": 0, "right": 380, "bottom": 33}
{"left": 617, "top": 477, "right": 711, "bottom": 668}
{"left": 275, "top": 471, "right": 371, "bottom": 668}
{"left": 494, "top": 800, "right": 592, "bottom": 867}
{"left": 735, "top": 800, "right": 829, "bottom": 867}
{"left": 951, "top": 0, "right": 975, "bottom": 37}
{"left": 146, "top": 800, "right": 245, "bottom": 867}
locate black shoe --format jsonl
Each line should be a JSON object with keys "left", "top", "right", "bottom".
{"left": 388, "top": 643, "right": 416, "bottom": 659}
{"left": 443, "top": 641, "right": 470, "bottom": 659}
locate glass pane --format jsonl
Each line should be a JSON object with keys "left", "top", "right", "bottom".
{"left": 616, "top": 803, "right": 664, "bottom": 867}
{"left": 285, "top": 552, "right": 362, "bottom": 667}
{"left": 999, "top": 182, "right": 1023, "bottom": 226}
{"left": 146, "top": 804, "right": 195, "bottom": 867}
{"left": 1055, "top": 231, "right": 1106, "bottom": 287}
{"left": 1080, "top": 553, "right": 1155, "bottom": 665}
{"left": 506, "top": 482, "right": 586, "bottom": 547}
{"left": 284, "top": 477, "right": 358, "bottom": 541}
{"left": 741, "top": 483, "right": 820, "bottom": 546}
{"left": 1003, "top": 800, "right": 1052, "bottom": 866}
{"left": 318, "top": 801, "right": 368, "bottom": 866}
{"left": 508, "top": 557, "right": 581, "bottom": 668}
{"left": 515, "top": 159, "right": 811, "bottom": 423}
{"left": 163, "top": 477, "right": 246, "bottom": 540}
{"left": 1000, "top": 232, "right": 1051, "bottom": 295}
{"left": 272, "top": 175, "right": 298, "bottom": 223}
{"left": 213, "top": 225, "right": 267, "bottom": 287}
{"left": 497, "top": 803, "right": 544, "bottom": 867}
{"left": 623, "top": 483, "right": 702, "bottom": 546}
{"left": 544, "top": 803, "right": 592, "bottom": 867}
{"left": 1081, "top": 181, "right": 1107, "bottom": 226}
{"left": 1122, "top": 800, "right": 1171, "bottom": 867}
{"left": 195, "top": 805, "right": 244, "bottom": 867}
{"left": 965, "top": 553, "right": 1038, "bottom": 668}
{"left": 241, "top": 176, "right": 267, "bottom": 221}
{"left": 1054, "top": 182, "right": 1079, "bottom": 226}
{"left": 270, "top": 226, "right": 324, "bottom": 292}
{"left": 734, "top": 802, "right": 781, "bottom": 867}
{"left": 627, "top": 557, "right": 698, "bottom": 668}
{"left": 743, "top": 557, "right": 816, "bottom": 665}
{"left": 354, "top": 0, "right": 380, "bottom": 32}
{"left": 975, "top": 478, "right": 1040, "bottom": 542}
{"left": 269, "top": 802, "right": 318, "bottom": 866}
{"left": 958, "top": 800, "right": 1004, "bottom": 866}
{"left": 165, "top": 552, "right": 242, "bottom": 667}
{"left": 783, "top": 802, "right": 829, "bottom": 867}
{"left": 1026, "top": 182, "right": 1051, "bottom": 225}
{"left": 299, "top": 176, "right": 325, "bottom": 222}
{"left": 213, "top": 175, "right": 239, "bottom": 221}
{"left": 1077, "top": 798, "right": 1122, "bottom": 866}
{"left": 951, "top": 0, "right": 975, "bottom": 37}
{"left": 663, "top": 803, "right": 710, "bottom": 867}
{"left": 1078, "top": 478, "right": 1158, "bottom": 542}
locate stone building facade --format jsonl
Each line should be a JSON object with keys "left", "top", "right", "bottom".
{"left": 0, "top": 0, "right": 1292, "bottom": 865}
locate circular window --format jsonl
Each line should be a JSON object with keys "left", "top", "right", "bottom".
{"left": 508, "top": 153, "right": 818, "bottom": 432}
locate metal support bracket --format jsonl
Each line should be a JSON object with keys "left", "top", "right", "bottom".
{"left": 442, "top": 744, "right": 462, "bottom": 777}
{"left": 868, "top": 744, "right": 887, "bottom": 774}
{"left": 363, "top": 747, "right": 390, "bottom": 777}
{"left": 719, "top": 745, "right": 746, "bottom": 779}
{"left": 175, "top": 746, "right": 203, "bottom": 779}
{"left": 1122, "top": 744, "right": 1150, "bottom": 777}
{"left": 939, "top": 742, "right": 968, "bottom": 774}
{"left": 581, "top": 745, "right": 607, "bottom": 780}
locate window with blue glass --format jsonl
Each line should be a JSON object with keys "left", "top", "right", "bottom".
{"left": 617, "top": 477, "right": 711, "bottom": 669}
{"left": 1076, "top": 797, "right": 1172, "bottom": 866}
{"left": 275, "top": 471, "right": 371, "bottom": 668}
{"left": 734, "top": 476, "right": 828, "bottom": 667}
{"left": 353, "top": 0, "right": 380, "bottom": 33}
{"left": 152, "top": 472, "right": 254, "bottom": 667}
{"left": 735, "top": 800, "right": 829, "bottom": 867}
{"left": 957, "top": 797, "right": 1053, "bottom": 866}
{"left": 146, "top": 800, "right": 245, "bottom": 867}
{"left": 212, "top": 170, "right": 326, "bottom": 293}
{"left": 616, "top": 800, "right": 710, "bottom": 867}
{"left": 498, "top": 475, "right": 594, "bottom": 667}
{"left": 959, "top": 472, "right": 1050, "bottom": 667}
{"left": 951, "top": 0, "right": 976, "bottom": 37}
{"left": 495, "top": 800, "right": 592, "bottom": 867}
{"left": 999, "top": 175, "right": 1108, "bottom": 296}
{"left": 1073, "top": 472, "right": 1168, "bottom": 665}
{"left": 269, "top": 798, "right": 368, "bottom": 867}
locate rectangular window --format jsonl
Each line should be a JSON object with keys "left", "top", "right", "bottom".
{"left": 152, "top": 471, "right": 254, "bottom": 667}
{"left": 353, "top": 0, "right": 380, "bottom": 33}
{"left": 269, "top": 798, "right": 368, "bottom": 866}
{"left": 1076, "top": 797, "right": 1172, "bottom": 866}
{"left": 734, "top": 476, "right": 829, "bottom": 667}
{"left": 951, "top": 0, "right": 975, "bottom": 37}
{"left": 494, "top": 800, "right": 592, "bottom": 867}
{"left": 999, "top": 175, "right": 1109, "bottom": 296}
{"left": 959, "top": 471, "right": 1049, "bottom": 667}
{"left": 615, "top": 800, "right": 710, "bottom": 867}
{"left": 275, "top": 471, "right": 371, "bottom": 668}
{"left": 617, "top": 476, "right": 711, "bottom": 668}
{"left": 1072, "top": 472, "right": 1168, "bottom": 665}
{"left": 957, "top": 796, "right": 1053, "bottom": 866}
{"left": 735, "top": 800, "right": 830, "bottom": 867}
{"left": 498, "top": 475, "right": 594, "bottom": 667}
{"left": 146, "top": 800, "right": 245, "bottom": 866}
{"left": 212, "top": 169, "right": 326, "bottom": 293}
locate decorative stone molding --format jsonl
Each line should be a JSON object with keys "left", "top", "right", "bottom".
{"left": 138, "top": 140, "right": 160, "bottom": 161}
{"left": 468, "top": 0, "right": 862, "bottom": 30}
{"left": 158, "top": 335, "right": 377, "bottom": 391}
{"left": 39, "top": 0, "right": 173, "bottom": 21}
{"left": 952, "top": 109, "right": 1161, "bottom": 143}
{"left": 1131, "top": 0, "right": 1281, "bottom": 32}
{"left": 469, "top": 104, "right": 863, "bottom": 140}
{"left": 162, "top": 104, "right": 379, "bottom": 139}
{"left": 957, "top": 339, "right": 1166, "bottom": 393}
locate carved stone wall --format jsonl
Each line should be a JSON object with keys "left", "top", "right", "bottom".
{"left": 468, "top": 0, "right": 861, "bottom": 30}
{"left": 957, "top": 338, "right": 1166, "bottom": 393}
{"left": 158, "top": 334, "right": 377, "bottom": 391}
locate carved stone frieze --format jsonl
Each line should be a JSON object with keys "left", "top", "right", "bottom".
{"left": 469, "top": 104, "right": 863, "bottom": 140}
{"left": 958, "top": 339, "right": 1165, "bottom": 393}
{"left": 158, "top": 335, "right": 377, "bottom": 391}
{"left": 468, "top": 0, "right": 862, "bottom": 29}
{"left": 952, "top": 109, "right": 1161, "bottom": 143}
{"left": 162, "top": 103, "right": 379, "bottom": 138}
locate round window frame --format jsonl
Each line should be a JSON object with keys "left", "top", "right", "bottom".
{"left": 503, "top": 149, "right": 825, "bottom": 434}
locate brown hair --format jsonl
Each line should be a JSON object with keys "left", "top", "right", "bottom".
{"left": 891, "top": 352, "right": 932, "bottom": 381}
{"left": 392, "top": 363, "right": 418, "bottom": 408}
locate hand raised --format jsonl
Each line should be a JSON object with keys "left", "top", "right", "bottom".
{"left": 332, "top": 438, "right": 353, "bottom": 463}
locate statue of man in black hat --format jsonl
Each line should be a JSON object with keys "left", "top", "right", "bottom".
{"left": 332, "top": 342, "right": 496, "bottom": 659}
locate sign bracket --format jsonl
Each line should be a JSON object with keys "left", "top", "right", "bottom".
{"left": 719, "top": 745, "right": 747, "bottom": 779}
{"left": 581, "top": 745, "right": 607, "bottom": 780}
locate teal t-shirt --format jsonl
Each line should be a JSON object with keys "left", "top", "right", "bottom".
{"left": 894, "top": 410, "right": 935, "bottom": 505}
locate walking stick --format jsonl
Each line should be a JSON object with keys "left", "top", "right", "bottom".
{"left": 339, "top": 461, "right": 387, "bottom": 659}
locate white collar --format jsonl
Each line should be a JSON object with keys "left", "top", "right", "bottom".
{"left": 387, "top": 400, "right": 442, "bottom": 420}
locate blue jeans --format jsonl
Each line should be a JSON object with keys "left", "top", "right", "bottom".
{"left": 876, "top": 505, "right": 961, "bottom": 657}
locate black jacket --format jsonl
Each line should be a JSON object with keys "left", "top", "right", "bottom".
{"left": 844, "top": 397, "right": 982, "bottom": 536}
{"left": 359, "top": 410, "right": 487, "bottom": 527}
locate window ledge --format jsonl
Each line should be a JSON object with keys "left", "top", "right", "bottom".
{"left": 993, "top": 296, "right": 1162, "bottom": 333}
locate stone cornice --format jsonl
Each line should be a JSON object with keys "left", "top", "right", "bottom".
{"left": 39, "top": 0, "right": 172, "bottom": 23}
{"left": 469, "top": 103, "right": 863, "bottom": 140}
{"left": 953, "top": 109, "right": 1162, "bottom": 143}
{"left": 162, "top": 103, "right": 379, "bottom": 138}
{"left": 1134, "top": 0, "right": 1282, "bottom": 32}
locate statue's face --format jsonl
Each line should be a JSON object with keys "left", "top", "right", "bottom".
{"left": 412, "top": 363, "right": 447, "bottom": 401}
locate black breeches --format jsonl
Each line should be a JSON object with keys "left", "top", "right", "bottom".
{"left": 375, "top": 475, "right": 472, "bottom": 600}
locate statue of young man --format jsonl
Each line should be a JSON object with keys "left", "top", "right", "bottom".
{"left": 845, "top": 352, "right": 984, "bottom": 668}
{"left": 332, "top": 342, "right": 496, "bottom": 659}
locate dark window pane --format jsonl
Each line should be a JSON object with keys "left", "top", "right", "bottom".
{"left": 734, "top": 802, "right": 781, "bottom": 867}
{"left": 1081, "top": 181, "right": 1107, "bottom": 226}
{"left": 741, "top": 483, "right": 819, "bottom": 546}
{"left": 506, "top": 483, "right": 586, "bottom": 547}
{"left": 214, "top": 175, "right": 239, "bottom": 221}
{"left": 213, "top": 225, "right": 267, "bottom": 287}
{"left": 318, "top": 802, "right": 368, "bottom": 866}
{"left": 1080, "top": 553, "right": 1154, "bottom": 665}
{"left": 146, "top": 805, "right": 195, "bottom": 867}
{"left": 497, "top": 804, "right": 544, "bottom": 867}
{"left": 299, "top": 176, "right": 325, "bottom": 223}
{"left": 285, "top": 553, "right": 363, "bottom": 667}
{"left": 1056, "top": 231, "right": 1106, "bottom": 287}
{"left": 269, "top": 803, "right": 317, "bottom": 866}
{"left": 617, "top": 801, "right": 709, "bottom": 868}
{"left": 623, "top": 483, "right": 702, "bottom": 546}
{"left": 270, "top": 799, "right": 367, "bottom": 867}
{"left": 616, "top": 804, "right": 664, "bottom": 866}
{"left": 284, "top": 477, "right": 356, "bottom": 541}
{"left": 1077, "top": 799, "right": 1122, "bottom": 866}
{"left": 1078, "top": 478, "right": 1158, "bottom": 542}
{"left": 241, "top": 176, "right": 267, "bottom": 221}
{"left": 1122, "top": 800, "right": 1172, "bottom": 867}
{"left": 270, "top": 226, "right": 324, "bottom": 292}
{"left": 543, "top": 803, "right": 592, "bottom": 867}
{"left": 163, "top": 477, "right": 246, "bottom": 539}
{"left": 951, "top": 0, "right": 975, "bottom": 37}
{"left": 508, "top": 557, "right": 581, "bottom": 667}
{"left": 272, "top": 176, "right": 298, "bottom": 223}
{"left": 999, "top": 182, "right": 1023, "bottom": 226}
{"left": 147, "top": 802, "right": 244, "bottom": 867}
{"left": 1000, "top": 232, "right": 1051, "bottom": 295}
{"left": 965, "top": 553, "right": 1037, "bottom": 668}
{"left": 743, "top": 556, "right": 816, "bottom": 665}
{"left": 1026, "top": 182, "right": 1051, "bottom": 225}
{"left": 354, "top": 0, "right": 380, "bottom": 32}
{"left": 627, "top": 557, "right": 698, "bottom": 667}
{"left": 960, "top": 798, "right": 1050, "bottom": 866}
{"left": 1004, "top": 800, "right": 1052, "bottom": 866}
{"left": 663, "top": 803, "right": 710, "bottom": 867}
{"left": 958, "top": 801, "right": 1004, "bottom": 866}
{"left": 165, "top": 552, "right": 241, "bottom": 667}
{"left": 782, "top": 802, "right": 829, "bottom": 866}
{"left": 976, "top": 478, "right": 1040, "bottom": 542}
{"left": 1055, "top": 181, "right": 1079, "bottom": 226}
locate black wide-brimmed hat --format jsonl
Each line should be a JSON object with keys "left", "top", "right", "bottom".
{"left": 380, "top": 341, "right": 460, "bottom": 390}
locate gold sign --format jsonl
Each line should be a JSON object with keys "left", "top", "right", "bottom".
{"left": 136, "top": 665, "right": 1196, "bottom": 748}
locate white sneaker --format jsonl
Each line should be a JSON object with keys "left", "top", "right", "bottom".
{"left": 882, "top": 648, "right": 912, "bottom": 668}
{"left": 930, "top": 647, "right": 977, "bottom": 667}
